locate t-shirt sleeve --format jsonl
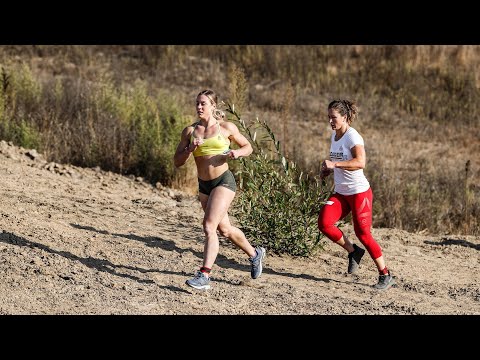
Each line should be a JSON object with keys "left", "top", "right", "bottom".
{"left": 347, "top": 130, "right": 364, "bottom": 149}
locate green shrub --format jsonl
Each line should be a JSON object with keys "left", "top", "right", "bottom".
{"left": 1, "top": 120, "right": 41, "bottom": 150}
{"left": 226, "top": 103, "right": 333, "bottom": 257}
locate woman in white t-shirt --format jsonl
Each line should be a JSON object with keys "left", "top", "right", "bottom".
{"left": 318, "top": 99, "right": 395, "bottom": 290}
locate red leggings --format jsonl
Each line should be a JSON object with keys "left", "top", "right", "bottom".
{"left": 318, "top": 187, "right": 382, "bottom": 260}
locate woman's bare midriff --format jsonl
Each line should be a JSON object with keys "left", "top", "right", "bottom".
{"left": 194, "top": 156, "right": 229, "bottom": 181}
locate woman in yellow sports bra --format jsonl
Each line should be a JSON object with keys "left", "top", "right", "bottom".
{"left": 174, "top": 89, "right": 266, "bottom": 290}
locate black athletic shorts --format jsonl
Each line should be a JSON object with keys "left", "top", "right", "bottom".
{"left": 198, "top": 170, "right": 237, "bottom": 195}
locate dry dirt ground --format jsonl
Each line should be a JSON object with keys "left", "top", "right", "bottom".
{"left": 0, "top": 140, "right": 478, "bottom": 315}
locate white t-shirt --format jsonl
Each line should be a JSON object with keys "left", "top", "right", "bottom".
{"left": 329, "top": 127, "right": 370, "bottom": 195}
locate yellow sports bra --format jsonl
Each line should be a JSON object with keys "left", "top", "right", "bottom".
{"left": 191, "top": 121, "right": 230, "bottom": 157}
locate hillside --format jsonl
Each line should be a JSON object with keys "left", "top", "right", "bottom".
{"left": 0, "top": 141, "right": 478, "bottom": 314}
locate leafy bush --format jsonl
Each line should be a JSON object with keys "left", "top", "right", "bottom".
{"left": 226, "top": 103, "right": 333, "bottom": 257}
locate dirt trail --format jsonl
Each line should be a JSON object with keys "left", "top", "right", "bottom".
{"left": 0, "top": 140, "right": 478, "bottom": 314}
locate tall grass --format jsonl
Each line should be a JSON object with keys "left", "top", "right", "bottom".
{"left": 0, "top": 60, "right": 192, "bottom": 187}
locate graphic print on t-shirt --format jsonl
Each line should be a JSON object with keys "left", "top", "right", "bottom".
{"left": 330, "top": 145, "right": 346, "bottom": 161}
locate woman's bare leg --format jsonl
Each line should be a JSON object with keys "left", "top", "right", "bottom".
{"left": 198, "top": 186, "right": 255, "bottom": 269}
{"left": 373, "top": 255, "right": 386, "bottom": 272}
{"left": 216, "top": 208, "right": 256, "bottom": 257}
{"left": 335, "top": 233, "right": 355, "bottom": 253}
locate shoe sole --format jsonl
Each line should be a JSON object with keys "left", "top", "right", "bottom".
{"left": 251, "top": 248, "right": 266, "bottom": 279}
{"left": 185, "top": 281, "right": 210, "bottom": 290}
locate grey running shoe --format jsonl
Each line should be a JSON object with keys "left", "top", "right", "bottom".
{"left": 185, "top": 271, "right": 211, "bottom": 290}
{"left": 373, "top": 273, "right": 396, "bottom": 290}
{"left": 348, "top": 243, "right": 366, "bottom": 274}
{"left": 249, "top": 246, "right": 266, "bottom": 279}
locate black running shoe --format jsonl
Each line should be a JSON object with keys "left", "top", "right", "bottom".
{"left": 347, "top": 243, "right": 365, "bottom": 274}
